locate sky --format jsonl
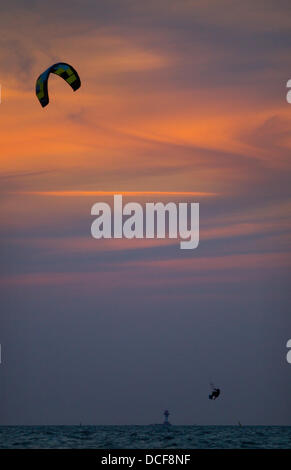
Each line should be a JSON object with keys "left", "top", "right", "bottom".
{"left": 0, "top": 0, "right": 291, "bottom": 425}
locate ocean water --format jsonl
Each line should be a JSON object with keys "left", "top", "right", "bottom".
{"left": 0, "top": 425, "right": 290, "bottom": 449}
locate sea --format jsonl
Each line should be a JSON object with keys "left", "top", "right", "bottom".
{"left": 0, "top": 425, "right": 290, "bottom": 449}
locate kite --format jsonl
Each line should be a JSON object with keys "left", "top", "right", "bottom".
{"left": 35, "top": 62, "right": 81, "bottom": 107}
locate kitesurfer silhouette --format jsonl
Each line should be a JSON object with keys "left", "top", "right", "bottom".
{"left": 209, "top": 387, "right": 220, "bottom": 400}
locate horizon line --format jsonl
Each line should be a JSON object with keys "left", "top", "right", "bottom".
{"left": 17, "top": 190, "right": 218, "bottom": 197}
